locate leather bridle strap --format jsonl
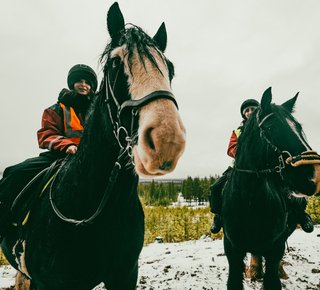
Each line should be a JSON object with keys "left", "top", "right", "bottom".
{"left": 120, "top": 90, "right": 178, "bottom": 113}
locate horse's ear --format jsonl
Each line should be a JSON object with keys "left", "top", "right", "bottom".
{"left": 260, "top": 87, "right": 272, "bottom": 115}
{"left": 107, "top": 2, "right": 125, "bottom": 43}
{"left": 281, "top": 92, "right": 298, "bottom": 113}
{"left": 153, "top": 22, "right": 167, "bottom": 52}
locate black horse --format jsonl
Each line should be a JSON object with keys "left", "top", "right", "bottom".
{"left": 1, "top": 3, "right": 186, "bottom": 289}
{"left": 221, "top": 87, "right": 320, "bottom": 290}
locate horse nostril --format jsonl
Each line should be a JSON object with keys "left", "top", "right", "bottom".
{"left": 146, "top": 128, "right": 155, "bottom": 150}
{"left": 159, "top": 161, "right": 173, "bottom": 171}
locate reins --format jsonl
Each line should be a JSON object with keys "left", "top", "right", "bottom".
{"left": 48, "top": 58, "right": 179, "bottom": 226}
{"left": 49, "top": 149, "right": 126, "bottom": 226}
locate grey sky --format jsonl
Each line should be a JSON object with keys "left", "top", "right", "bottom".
{"left": 1, "top": 0, "right": 320, "bottom": 179}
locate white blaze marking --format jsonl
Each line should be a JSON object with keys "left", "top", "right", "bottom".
{"left": 286, "top": 118, "right": 311, "bottom": 151}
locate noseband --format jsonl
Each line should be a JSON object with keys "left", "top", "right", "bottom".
{"left": 50, "top": 62, "right": 179, "bottom": 226}
{"left": 235, "top": 109, "right": 320, "bottom": 179}
{"left": 104, "top": 68, "right": 178, "bottom": 151}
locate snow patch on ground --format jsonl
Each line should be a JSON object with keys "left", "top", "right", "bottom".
{"left": 136, "top": 227, "right": 320, "bottom": 289}
{"left": 1, "top": 227, "right": 320, "bottom": 289}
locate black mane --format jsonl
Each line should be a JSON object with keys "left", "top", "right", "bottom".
{"left": 99, "top": 24, "right": 174, "bottom": 80}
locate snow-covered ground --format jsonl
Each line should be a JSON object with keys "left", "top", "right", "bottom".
{"left": 1, "top": 226, "right": 319, "bottom": 289}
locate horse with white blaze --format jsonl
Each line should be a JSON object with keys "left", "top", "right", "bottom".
{"left": 1, "top": 2, "right": 186, "bottom": 290}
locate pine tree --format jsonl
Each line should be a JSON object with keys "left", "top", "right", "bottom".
{"left": 193, "top": 177, "right": 200, "bottom": 204}
{"left": 149, "top": 180, "right": 156, "bottom": 205}
{"left": 185, "top": 176, "right": 193, "bottom": 205}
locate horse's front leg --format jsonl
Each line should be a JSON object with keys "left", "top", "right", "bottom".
{"left": 103, "top": 260, "right": 139, "bottom": 290}
{"left": 263, "top": 243, "right": 285, "bottom": 290}
{"left": 224, "top": 237, "right": 246, "bottom": 290}
{"left": 15, "top": 271, "right": 32, "bottom": 290}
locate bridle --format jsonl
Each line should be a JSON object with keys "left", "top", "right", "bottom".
{"left": 235, "top": 109, "right": 320, "bottom": 179}
{"left": 103, "top": 67, "right": 178, "bottom": 151}
{"left": 49, "top": 59, "right": 179, "bottom": 226}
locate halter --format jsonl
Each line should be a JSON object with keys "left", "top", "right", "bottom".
{"left": 49, "top": 62, "right": 179, "bottom": 226}
{"left": 235, "top": 109, "right": 320, "bottom": 179}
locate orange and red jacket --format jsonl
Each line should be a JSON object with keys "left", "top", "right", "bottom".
{"left": 227, "top": 127, "right": 242, "bottom": 159}
{"left": 37, "top": 90, "right": 87, "bottom": 152}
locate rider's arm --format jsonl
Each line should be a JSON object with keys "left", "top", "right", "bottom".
{"left": 37, "top": 106, "right": 77, "bottom": 152}
{"left": 227, "top": 129, "right": 241, "bottom": 159}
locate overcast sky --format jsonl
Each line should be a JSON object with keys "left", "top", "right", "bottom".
{"left": 1, "top": 0, "right": 320, "bottom": 179}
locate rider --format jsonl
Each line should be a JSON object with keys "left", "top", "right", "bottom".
{"left": 0, "top": 64, "right": 98, "bottom": 240}
{"left": 210, "top": 99, "right": 314, "bottom": 234}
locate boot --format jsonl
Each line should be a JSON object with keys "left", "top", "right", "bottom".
{"left": 299, "top": 212, "right": 314, "bottom": 233}
{"left": 211, "top": 214, "right": 222, "bottom": 234}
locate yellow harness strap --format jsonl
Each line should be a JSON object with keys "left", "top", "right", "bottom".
{"left": 22, "top": 174, "right": 55, "bottom": 226}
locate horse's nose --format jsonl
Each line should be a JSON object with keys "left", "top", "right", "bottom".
{"left": 158, "top": 161, "right": 173, "bottom": 171}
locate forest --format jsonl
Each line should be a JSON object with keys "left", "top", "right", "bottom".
{"left": 138, "top": 175, "right": 217, "bottom": 207}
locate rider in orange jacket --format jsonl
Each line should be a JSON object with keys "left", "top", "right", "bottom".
{"left": 0, "top": 64, "right": 97, "bottom": 241}
{"left": 38, "top": 65, "right": 97, "bottom": 153}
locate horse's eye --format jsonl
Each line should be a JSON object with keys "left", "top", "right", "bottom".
{"left": 112, "top": 57, "right": 121, "bottom": 69}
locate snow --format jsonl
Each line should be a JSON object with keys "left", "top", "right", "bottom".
{"left": 1, "top": 227, "right": 320, "bottom": 289}
{"left": 0, "top": 266, "right": 15, "bottom": 289}
{"left": 170, "top": 193, "right": 210, "bottom": 209}
{"left": 136, "top": 227, "right": 320, "bottom": 289}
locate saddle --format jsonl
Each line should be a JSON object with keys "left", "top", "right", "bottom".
{"left": 10, "top": 158, "right": 66, "bottom": 226}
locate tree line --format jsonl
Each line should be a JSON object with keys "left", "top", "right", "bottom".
{"left": 138, "top": 181, "right": 179, "bottom": 206}
{"left": 181, "top": 176, "right": 217, "bottom": 205}
{"left": 138, "top": 175, "right": 218, "bottom": 207}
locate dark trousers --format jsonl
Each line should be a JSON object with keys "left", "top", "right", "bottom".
{"left": 0, "top": 151, "right": 65, "bottom": 206}
{"left": 0, "top": 150, "right": 69, "bottom": 240}
{"left": 210, "top": 167, "right": 233, "bottom": 215}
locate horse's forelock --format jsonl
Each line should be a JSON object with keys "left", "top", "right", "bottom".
{"left": 272, "top": 103, "right": 298, "bottom": 126}
{"left": 251, "top": 103, "right": 309, "bottom": 152}
{"left": 100, "top": 25, "right": 169, "bottom": 78}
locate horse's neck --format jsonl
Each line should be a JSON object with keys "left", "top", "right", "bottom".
{"left": 65, "top": 101, "right": 135, "bottom": 193}
{"left": 234, "top": 134, "right": 285, "bottom": 202}
{"left": 231, "top": 162, "right": 286, "bottom": 209}
{"left": 236, "top": 123, "right": 280, "bottom": 171}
